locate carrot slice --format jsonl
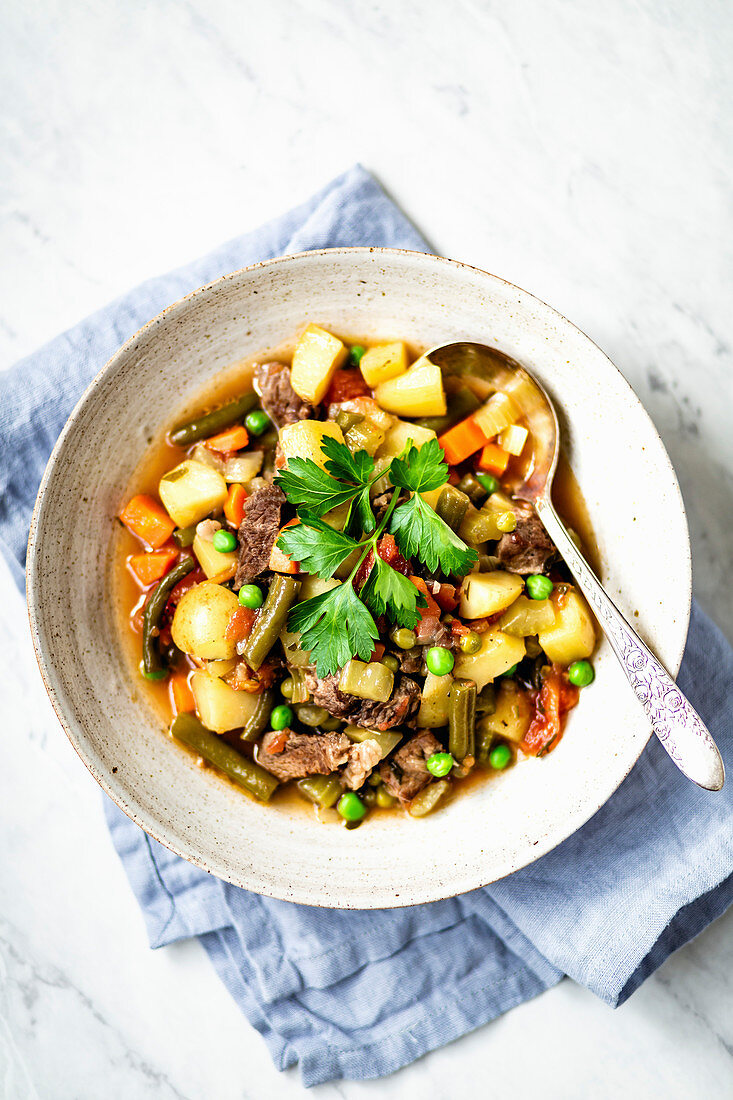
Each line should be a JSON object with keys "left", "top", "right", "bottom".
{"left": 438, "top": 415, "right": 489, "bottom": 465}
{"left": 204, "top": 425, "right": 249, "bottom": 452}
{"left": 224, "top": 483, "right": 247, "bottom": 527}
{"left": 128, "top": 548, "right": 178, "bottom": 585}
{"left": 119, "top": 494, "right": 176, "bottom": 549}
{"left": 477, "top": 441, "right": 510, "bottom": 476}
{"left": 170, "top": 670, "right": 195, "bottom": 715}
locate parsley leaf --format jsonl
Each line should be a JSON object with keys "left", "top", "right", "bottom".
{"left": 389, "top": 493, "right": 478, "bottom": 576}
{"left": 321, "top": 435, "right": 374, "bottom": 484}
{"left": 277, "top": 514, "right": 360, "bottom": 579}
{"left": 389, "top": 438, "right": 448, "bottom": 494}
{"left": 274, "top": 458, "right": 358, "bottom": 515}
{"left": 360, "top": 556, "right": 427, "bottom": 629}
{"left": 288, "top": 583, "right": 379, "bottom": 677}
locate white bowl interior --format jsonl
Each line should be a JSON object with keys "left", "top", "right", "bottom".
{"left": 27, "top": 249, "right": 690, "bottom": 907}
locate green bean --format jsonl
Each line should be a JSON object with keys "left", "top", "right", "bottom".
{"left": 243, "top": 575, "right": 300, "bottom": 670}
{"left": 415, "top": 388, "right": 481, "bottom": 434}
{"left": 475, "top": 721, "right": 495, "bottom": 767}
{"left": 287, "top": 668, "right": 310, "bottom": 704}
{"left": 172, "top": 524, "right": 197, "bottom": 548}
{"left": 240, "top": 688, "right": 276, "bottom": 743}
{"left": 476, "top": 683, "right": 497, "bottom": 717}
{"left": 448, "top": 678, "right": 476, "bottom": 761}
{"left": 344, "top": 726, "right": 402, "bottom": 757}
{"left": 169, "top": 392, "right": 259, "bottom": 447}
{"left": 408, "top": 779, "right": 450, "bottom": 817}
{"left": 170, "top": 714, "right": 279, "bottom": 801}
{"left": 294, "top": 704, "right": 330, "bottom": 727}
{"left": 320, "top": 715, "right": 343, "bottom": 732}
{"left": 436, "top": 486, "right": 470, "bottom": 531}
{"left": 456, "top": 473, "right": 488, "bottom": 507}
{"left": 142, "top": 557, "right": 195, "bottom": 676}
{"left": 296, "top": 774, "right": 343, "bottom": 808}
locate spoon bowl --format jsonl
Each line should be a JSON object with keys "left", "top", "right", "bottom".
{"left": 424, "top": 340, "right": 725, "bottom": 792}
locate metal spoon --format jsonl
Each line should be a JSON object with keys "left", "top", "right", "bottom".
{"left": 425, "top": 341, "right": 725, "bottom": 791}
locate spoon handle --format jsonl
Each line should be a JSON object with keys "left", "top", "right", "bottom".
{"left": 535, "top": 499, "right": 725, "bottom": 791}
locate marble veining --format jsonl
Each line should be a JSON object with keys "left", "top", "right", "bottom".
{"left": 1, "top": 0, "right": 732, "bottom": 1096}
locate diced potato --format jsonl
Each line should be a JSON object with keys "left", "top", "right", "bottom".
{"left": 334, "top": 549, "right": 361, "bottom": 579}
{"left": 279, "top": 420, "right": 345, "bottom": 470}
{"left": 499, "top": 595, "right": 556, "bottom": 637}
{"left": 339, "top": 659, "right": 394, "bottom": 702}
{"left": 473, "top": 391, "right": 521, "bottom": 439}
{"left": 417, "top": 486, "right": 444, "bottom": 511}
{"left": 376, "top": 418, "right": 437, "bottom": 458}
{"left": 190, "top": 671, "right": 261, "bottom": 734}
{"left": 159, "top": 460, "right": 228, "bottom": 528}
{"left": 417, "top": 672, "right": 453, "bottom": 727}
{"left": 454, "top": 629, "right": 526, "bottom": 690}
{"left": 498, "top": 424, "right": 528, "bottom": 456}
{"left": 291, "top": 324, "right": 347, "bottom": 403}
{"left": 359, "top": 342, "right": 408, "bottom": 387}
{"left": 538, "top": 588, "right": 596, "bottom": 664}
{"left": 298, "top": 576, "right": 342, "bottom": 600}
{"left": 205, "top": 658, "right": 237, "bottom": 678}
{"left": 321, "top": 504, "right": 349, "bottom": 531}
{"left": 460, "top": 572, "right": 525, "bottom": 619}
{"left": 171, "top": 581, "right": 239, "bottom": 660}
{"left": 374, "top": 359, "right": 446, "bottom": 417}
{"left": 479, "top": 681, "right": 532, "bottom": 744}
{"left": 193, "top": 532, "right": 237, "bottom": 582}
{"left": 223, "top": 452, "right": 263, "bottom": 484}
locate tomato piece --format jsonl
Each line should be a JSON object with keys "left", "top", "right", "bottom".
{"left": 325, "top": 368, "right": 371, "bottom": 404}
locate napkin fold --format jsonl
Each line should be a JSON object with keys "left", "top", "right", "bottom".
{"left": 3, "top": 165, "right": 732, "bottom": 1086}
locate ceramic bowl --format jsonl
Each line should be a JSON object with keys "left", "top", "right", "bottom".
{"left": 27, "top": 248, "right": 690, "bottom": 908}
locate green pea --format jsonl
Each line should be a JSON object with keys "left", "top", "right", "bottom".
{"left": 337, "top": 791, "right": 367, "bottom": 821}
{"left": 376, "top": 786, "right": 396, "bottom": 809}
{"left": 495, "top": 511, "right": 517, "bottom": 533}
{"left": 238, "top": 583, "right": 264, "bottom": 609}
{"left": 368, "top": 772, "right": 383, "bottom": 787}
{"left": 391, "top": 627, "right": 417, "bottom": 650}
{"left": 502, "top": 663, "right": 518, "bottom": 678}
{"left": 526, "top": 574, "right": 553, "bottom": 600}
{"left": 269, "top": 704, "right": 293, "bottom": 730}
{"left": 349, "top": 344, "right": 366, "bottom": 365}
{"left": 213, "top": 529, "right": 237, "bottom": 553}
{"left": 426, "top": 646, "right": 455, "bottom": 676}
{"left": 459, "top": 630, "right": 481, "bottom": 655}
{"left": 382, "top": 654, "right": 400, "bottom": 672}
{"left": 568, "top": 659, "right": 595, "bottom": 687}
{"left": 475, "top": 472, "right": 499, "bottom": 495}
{"left": 426, "top": 752, "right": 454, "bottom": 778}
{"left": 489, "top": 743, "right": 512, "bottom": 770}
{"left": 245, "top": 409, "right": 270, "bottom": 436}
{"left": 139, "top": 662, "right": 168, "bottom": 682}
{"left": 280, "top": 677, "right": 294, "bottom": 699}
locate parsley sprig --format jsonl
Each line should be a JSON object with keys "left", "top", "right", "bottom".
{"left": 275, "top": 435, "right": 477, "bottom": 676}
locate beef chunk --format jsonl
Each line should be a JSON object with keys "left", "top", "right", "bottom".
{"left": 341, "top": 739, "right": 384, "bottom": 790}
{"left": 256, "top": 361, "right": 315, "bottom": 426}
{"left": 234, "top": 484, "right": 285, "bottom": 587}
{"left": 305, "top": 671, "right": 421, "bottom": 731}
{"left": 495, "top": 500, "right": 556, "bottom": 575}
{"left": 397, "top": 647, "right": 424, "bottom": 675}
{"left": 379, "top": 730, "right": 441, "bottom": 803}
{"left": 257, "top": 730, "right": 350, "bottom": 781}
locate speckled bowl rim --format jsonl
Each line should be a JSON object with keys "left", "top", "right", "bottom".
{"left": 26, "top": 247, "right": 691, "bottom": 906}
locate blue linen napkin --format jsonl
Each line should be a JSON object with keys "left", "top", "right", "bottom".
{"left": 3, "top": 165, "right": 732, "bottom": 1086}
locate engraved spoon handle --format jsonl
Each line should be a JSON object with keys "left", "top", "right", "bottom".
{"left": 535, "top": 498, "right": 725, "bottom": 791}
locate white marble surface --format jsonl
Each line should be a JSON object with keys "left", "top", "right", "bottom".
{"left": 1, "top": 1, "right": 732, "bottom": 1097}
